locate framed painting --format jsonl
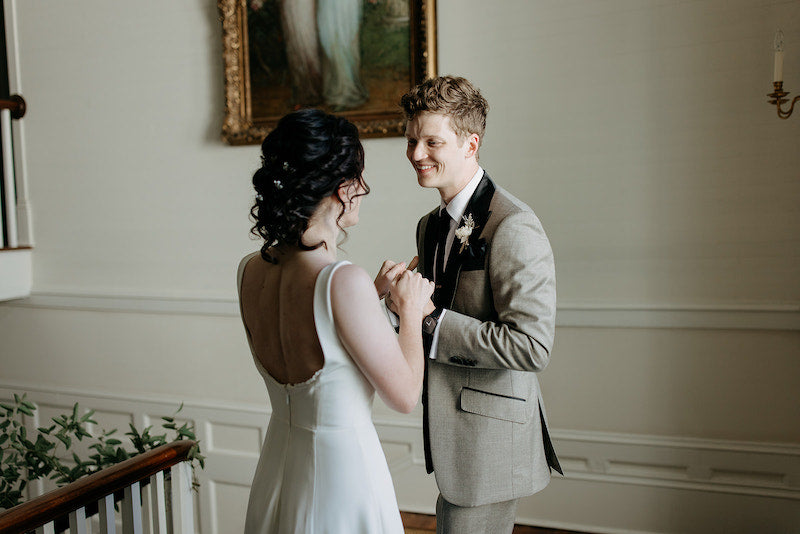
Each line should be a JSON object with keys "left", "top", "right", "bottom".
{"left": 218, "top": 0, "right": 437, "bottom": 145}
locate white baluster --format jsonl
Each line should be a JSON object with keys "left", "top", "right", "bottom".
{"left": 98, "top": 493, "right": 116, "bottom": 534}
{"left": 150, "top": 471, "right": 168, "bottom": 534}
{"left": 1, "top": 108, "right": 17, "bottom": 248}
{"left": 170, "top": 462, "right": 194, "bottom": 534}
{"left": 35, "top": 522, "right": 55, "bottom": 534}
{"left": 122, "top": 481, "right": 144, "bottom": 534}
{"left": 69, "top": 506, "right": 88, "bottom": 534}
{"left": 141, "top": 479, "right": 153, "bottom": 534}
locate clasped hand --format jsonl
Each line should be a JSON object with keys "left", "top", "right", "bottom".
{"left": 374, "top": 257, "right": 436, "bottom": 318}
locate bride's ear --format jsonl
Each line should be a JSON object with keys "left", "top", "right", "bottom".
{"left": 333, "top": 183, "right": 351, "bottom": 212}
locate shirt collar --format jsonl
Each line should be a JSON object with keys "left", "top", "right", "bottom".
{"left": 440, "top": 167, "right": 484, "bottom": 224}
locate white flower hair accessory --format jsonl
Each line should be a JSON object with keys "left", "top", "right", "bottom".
{"left": 455, "top": 213, "right": 476, "bottom": 253}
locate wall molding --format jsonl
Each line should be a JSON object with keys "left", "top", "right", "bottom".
{"left": 2, "top": 380, "right": 798, "bottom": 532}
{"left": 3, "top": 291, "right": 799, "bottom": 330}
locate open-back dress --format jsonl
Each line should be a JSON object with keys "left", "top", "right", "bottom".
{"left": 237, "top": 255, "right": 404, "bottom": 534}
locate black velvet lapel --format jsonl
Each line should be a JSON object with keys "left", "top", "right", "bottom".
{"left": 422, "top": 209, "right": 439, "bottom": 279}
{"left": 439, "top": 173, "right": 495, "bottom": 307}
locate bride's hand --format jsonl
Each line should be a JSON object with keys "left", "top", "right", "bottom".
{"left": 389, "top": 270, "right": 434, "bottom": 318}
{"left": 374, "top": 256, "right": 419, "bottom": 299}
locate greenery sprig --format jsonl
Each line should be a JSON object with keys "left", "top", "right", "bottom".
{"left": 0, "top": 393, "right": 205, "bottom": 511}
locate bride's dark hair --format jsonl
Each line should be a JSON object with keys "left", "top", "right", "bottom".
{"left": 250, "top": 109, "right": 368, "bottom": 263}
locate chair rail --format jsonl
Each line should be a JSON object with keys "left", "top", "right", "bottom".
{"left": 0, "top": 440, "right": 194, "bottom": 533}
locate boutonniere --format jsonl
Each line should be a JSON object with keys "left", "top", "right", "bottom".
{"left": 455, "top": 213, "right": 477, "bottom": 253}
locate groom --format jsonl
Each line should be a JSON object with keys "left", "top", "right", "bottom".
{"left": 388, "top": 75, "right": 562, "bottom": 534}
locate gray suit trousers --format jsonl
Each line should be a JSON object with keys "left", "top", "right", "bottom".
{"left": 436, "top": 494, "right": 518, "bottom": 534}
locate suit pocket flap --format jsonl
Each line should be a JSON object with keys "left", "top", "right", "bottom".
{"left": 459, "top": 387, "right": 531, "bottom": 424}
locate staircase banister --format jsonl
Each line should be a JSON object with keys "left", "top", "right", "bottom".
{"left": 0, "top": 440, "right": 195, "bottom": 533}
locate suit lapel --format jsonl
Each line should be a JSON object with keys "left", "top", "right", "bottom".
{"left": 421, "top": 209, "right": 439, "bottom": 279}
{"left": 439, "top": 173, "right": 496, "bottom": 307}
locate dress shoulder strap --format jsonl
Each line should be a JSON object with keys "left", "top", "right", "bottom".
{"left": 312, "top": 261, "right": 351, "bottom": 351}
{"left": 236, "top": 251, "right": 261, "bottom": 297}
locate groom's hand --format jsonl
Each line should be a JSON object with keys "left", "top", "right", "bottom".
{"left": 374, "top": 256, "right": 419, "bottom": 299}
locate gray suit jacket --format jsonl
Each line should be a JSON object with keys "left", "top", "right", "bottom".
{"left": 417, "top": 172, "right": 561, "bottom": 507}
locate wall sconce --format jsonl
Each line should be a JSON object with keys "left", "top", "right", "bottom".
{"left": 768, "top": 29, "right": 798, "bottom": 119}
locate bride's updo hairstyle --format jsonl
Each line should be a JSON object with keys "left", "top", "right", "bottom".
{"left": 250, "top": 109, "right": 368, "bottom": 263}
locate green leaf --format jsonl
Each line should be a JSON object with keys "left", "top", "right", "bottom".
{"left": 18, "top": 406, "right": 34, "bottom": 416}
{"left": 52, "top": 415, "right": 68, "bottom": 428}
{"left": 55, "top": 434, "right": 72, "bottom": 449}
{"left": 72, "top": 404, "right": 79, "bottom": 420}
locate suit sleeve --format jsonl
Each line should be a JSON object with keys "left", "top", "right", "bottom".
{"left": 435, "top": 210, "right": 556, "bottom": 372}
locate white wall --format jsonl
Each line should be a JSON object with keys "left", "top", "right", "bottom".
{"left": 1, "top": 1, "right": 799, "bottom": 533}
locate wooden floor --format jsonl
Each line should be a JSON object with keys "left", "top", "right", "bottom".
{"left": 401, "top": 512, "right": 586, "bottom": 534}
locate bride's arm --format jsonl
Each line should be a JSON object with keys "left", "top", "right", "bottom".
{"left": 331, "top": 264, "right": 432, "bottom": 414}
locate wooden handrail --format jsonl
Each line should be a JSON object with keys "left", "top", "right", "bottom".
{"left": 0, "top": 95, "right": 25, "bottom": 119}
{"left": 0, "top": 440, "right": 194, "bottom": 534}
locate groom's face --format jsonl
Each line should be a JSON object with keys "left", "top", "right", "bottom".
{"left": 405, "top": 112, "right": 476, "bottom": 198}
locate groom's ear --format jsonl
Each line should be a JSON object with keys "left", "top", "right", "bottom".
{"left": 464, "top": 133, "right": 480, "bottom": 159}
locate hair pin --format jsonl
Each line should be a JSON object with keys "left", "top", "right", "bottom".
{"left": 274, "top": 179, "right": 283, "bottom": 190}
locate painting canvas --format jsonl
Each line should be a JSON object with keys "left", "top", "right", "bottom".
{"left": 219, "top": 0, "right": 437, "bottom": 144}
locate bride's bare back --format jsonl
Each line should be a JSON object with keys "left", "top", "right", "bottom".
{"left": 239, "top": 246, "right": 432, "bottom": 412}
{"left": 239, "top": 253, "right": 329, "bottom": 385}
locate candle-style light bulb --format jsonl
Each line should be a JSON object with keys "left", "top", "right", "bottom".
{"left": 773, "top": 29, "right": 785, "bottom": 83}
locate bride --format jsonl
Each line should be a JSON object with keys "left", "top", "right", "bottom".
{"left": 237, "top": 108, "right": 433, "bottom": 533}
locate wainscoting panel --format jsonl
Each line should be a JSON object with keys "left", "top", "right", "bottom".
{"left": 2, "top": 382, "right": 799, "bottom": 534}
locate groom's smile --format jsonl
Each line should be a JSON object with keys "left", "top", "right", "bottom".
{"left": 405, "top": 111, "right": 480, "bottom": 203}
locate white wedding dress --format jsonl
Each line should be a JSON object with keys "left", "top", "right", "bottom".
{"left": 238, "top": 258, "right": 404, "bottom": 534}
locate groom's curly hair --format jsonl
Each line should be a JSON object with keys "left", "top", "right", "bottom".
{"left": 400, "top": 75, "right": 489, "bottom": 144}
{"left": 250, "top": 109, "right": 368, "bottom": 263}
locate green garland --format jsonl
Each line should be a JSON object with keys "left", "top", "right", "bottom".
{"left": 0, "top": 393, "right": 205, "bottom": 511}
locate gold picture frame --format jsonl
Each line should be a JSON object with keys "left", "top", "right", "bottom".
{"left": 218, "top": 0, "right": 437, "bottom": 145}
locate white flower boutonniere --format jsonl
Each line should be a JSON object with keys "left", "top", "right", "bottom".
{"left": 455, "top": 213, "right": 476, "bottom": 253}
